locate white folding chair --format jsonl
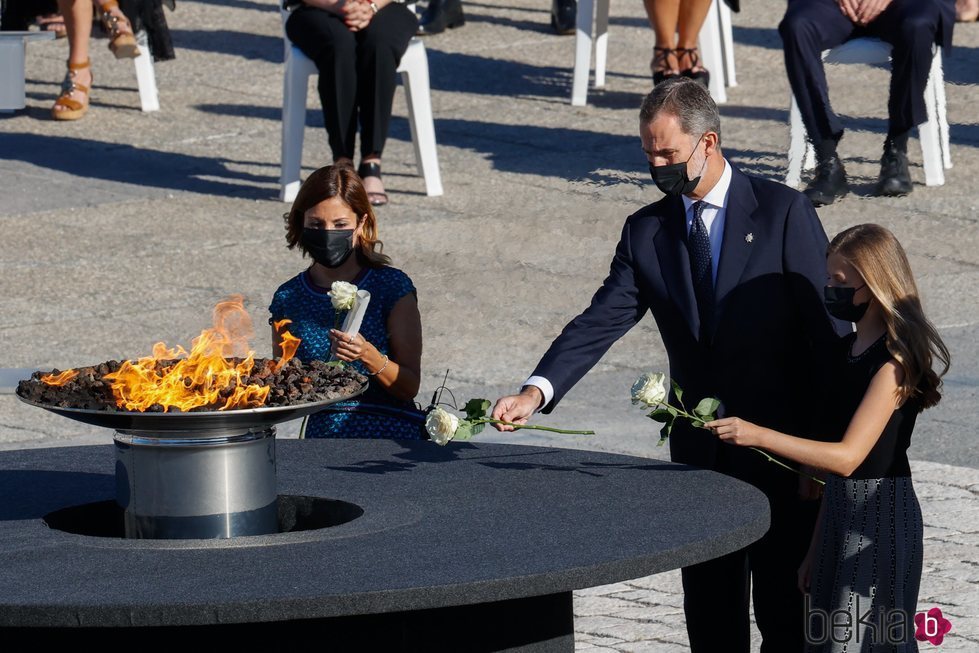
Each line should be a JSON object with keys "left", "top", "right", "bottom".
{"left": 786, "top": 38, "right": 951, "bottom": 188}
{"left": 279, "top": 8, "right": 443, "bottom": 202}
{"left": 571, "top": 0, "right": 736, "bottom": 107}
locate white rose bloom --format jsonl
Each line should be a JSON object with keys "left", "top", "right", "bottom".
{"left": 425, "top": 407, "right": 459, "bottom": 446}
{"left": 631, "top": 372, "right": 668, "bottom": 407}
{"left": 329, "top": 281, "right": 358, "bottom": 311}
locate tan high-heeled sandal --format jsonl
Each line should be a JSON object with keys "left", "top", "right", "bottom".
{"left": 51, "top": 59, "right": 92, "bottom": 121}
{"left": 96, "top": 0, "right": 140, "bottom": 59}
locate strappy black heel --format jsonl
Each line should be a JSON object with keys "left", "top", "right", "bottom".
{"left": 357, "top": 161, "right": 388, "bottom": 207}
{"left": 675, "top": 47, "right": 710, "bottom": 89}
{"left": 651, "top": 47, "right": 680, "bottom": 86}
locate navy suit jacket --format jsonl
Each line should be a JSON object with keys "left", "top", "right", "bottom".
{"left": 532, "top": 165, "right": 847, "bottom": 488}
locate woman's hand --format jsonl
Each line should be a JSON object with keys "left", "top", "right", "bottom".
{"left": 704, "top": 417, "right": 764, "bottom": 447}
{"left": 342, "top": 0, "right": 375, "bottom": 31}
{"left": 329, "top": 329, "right": 374, "bottom": 364}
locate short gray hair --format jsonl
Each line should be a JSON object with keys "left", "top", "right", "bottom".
{"left": 639, "top": 78, "right": 722, "bottom": 146}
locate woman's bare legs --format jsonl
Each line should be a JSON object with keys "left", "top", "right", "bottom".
{"left": 676, "top": 0, "right": 712, "bottom": 74}
{"left": 643, "top": 0, "right": 680, "bottom": 77}
{"left": 53, "top": 0, "right": 93, "bottom": 116}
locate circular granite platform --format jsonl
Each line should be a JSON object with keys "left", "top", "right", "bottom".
{"left": 0, "top": 439, "right": 770, "bottom": 650}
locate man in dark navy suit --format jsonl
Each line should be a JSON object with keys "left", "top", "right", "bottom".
{"left": 492, "top": 78, "right": 847, "bottom": 652}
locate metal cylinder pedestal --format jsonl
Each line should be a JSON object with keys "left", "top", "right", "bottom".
{"left": 114, "top": 427, "right": 278, "bottom": 539}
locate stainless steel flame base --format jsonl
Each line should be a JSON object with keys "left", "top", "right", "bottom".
{"left": 114, "top": 427, "right": 278, "bottom": 539}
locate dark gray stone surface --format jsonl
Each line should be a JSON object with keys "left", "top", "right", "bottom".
{"left": 0, "top": 439, "right": 769, "bottom": 627}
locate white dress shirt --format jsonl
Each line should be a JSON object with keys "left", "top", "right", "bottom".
{"left": 524, "top": 159, "right": 733, "bottom": 411}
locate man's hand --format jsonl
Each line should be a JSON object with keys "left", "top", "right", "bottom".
{"left": 343, "top": 0, "right": 374, "bottom": 31}
{"left": 839, "top": 0, "right": 892, "bottom": 25}
{"left": 491, "top": 386, "right": 543, "bottom": 432}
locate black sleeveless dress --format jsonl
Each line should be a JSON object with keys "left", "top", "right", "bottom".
{"left": 805, "top": 333, "right": 923, "bottom": 653}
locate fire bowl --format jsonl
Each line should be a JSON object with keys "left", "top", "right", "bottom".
{"left": 16, "top": 380, "right": 368, "bottom": 540}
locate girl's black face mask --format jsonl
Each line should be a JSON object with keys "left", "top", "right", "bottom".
{"left": 824, "top": 284, "right": 870, "bottom": 323}
{"left": 302, "top": 228, "right": 354, "bottom": 268}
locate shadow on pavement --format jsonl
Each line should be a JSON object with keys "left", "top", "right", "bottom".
{"left": 0, "top": 133, "right": 276, "bottom": 199}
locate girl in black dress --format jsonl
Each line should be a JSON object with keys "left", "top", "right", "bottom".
{"left": 707, "top": 223, "right": 949, "bottom": 652}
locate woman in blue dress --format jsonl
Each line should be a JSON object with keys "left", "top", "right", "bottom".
{"left": 707, "top": 224, "right": 950, "bottom": 652}
{"left": 270, "top": 164, "right": 424, "bottom": 439}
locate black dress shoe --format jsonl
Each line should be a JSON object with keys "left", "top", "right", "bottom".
{"left": 804, "top": 154, "right": 848, "bottom": 207}
{"left": 551, "top": 0, "right": 576, "bottom": 35}
{"left": 874, "top": 144, "right": 913, "bottom": 197}
{"left": 417, "top": 0, "right": 465, "bottom": 35}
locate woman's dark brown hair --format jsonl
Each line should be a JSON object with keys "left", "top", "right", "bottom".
{"left": 283, "top": 164, "right": 391, "bottom": 268}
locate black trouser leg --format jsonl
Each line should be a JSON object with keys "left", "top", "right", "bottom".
{"left": 868, "top": 0, "right": 942, "bottom": 137}
{"left": 355, "top": 4, "right": 417, "bottom": 159}
{"left": 286, "top": 7, "right": 359, "bottom": 160}
{"left": 779, "top": 0, "right": 855, "bottom": 144}
{"left": 682, "top": 547, "right": 751, "bottom": 653}
{"left": 750, "top": 496, "right": 820, "bottom": 653}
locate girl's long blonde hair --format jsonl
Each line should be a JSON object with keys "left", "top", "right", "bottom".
{"left": 828, "top": 224, "right": 949, "bottom": 410}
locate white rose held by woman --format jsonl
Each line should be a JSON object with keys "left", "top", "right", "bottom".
{"left": 329, "top": 281, "right": 358, "bottom": 311}
{"left": 425, "top": 406, "right": 460, "bottom": 445}
{"left": 632, "top": 372, "right": 668, "bottom": 407}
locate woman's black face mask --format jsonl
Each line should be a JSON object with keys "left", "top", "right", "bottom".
{"left": 302, "top": 228, "right": 354, "bottom": 268}
{"left": 824, "top": 284, "right": 870, "bottom": 323}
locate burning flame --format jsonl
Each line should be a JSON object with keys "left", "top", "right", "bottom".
{"left": 273, "top": 319, "right": 301, "bottom": 372}
{"left": 101, "top": 295, "right": 296, "bottom": 412}
{"left": 41, "top": 369, "right": 78, "bottom": 386}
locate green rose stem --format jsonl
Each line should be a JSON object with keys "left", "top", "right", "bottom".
{"left": 478, "top": 418, "right": 595, "bottom": 435}
{"left": 746, "top": 446, "right": 826, "bottom": 485}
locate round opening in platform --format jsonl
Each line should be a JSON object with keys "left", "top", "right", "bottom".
{"left": 43, "top": 495, "right": 364, "bottom": 539}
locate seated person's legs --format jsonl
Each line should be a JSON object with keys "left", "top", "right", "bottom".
{"left": 779, "top": 0, "right": 854, "bottom": 206}
{"left": 287, "top": 7, "right": 359, "bottom": 162}
{"left": 867, "top": 0, "right": 944, "bottom": 196}
{"left": 353, "top": 3, "right": 418, "bottom": 205}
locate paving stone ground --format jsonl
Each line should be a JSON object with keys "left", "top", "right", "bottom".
{"left": 1, "top": 0, "right": 976, "bottom": 649}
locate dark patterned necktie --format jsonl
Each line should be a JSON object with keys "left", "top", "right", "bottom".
{"left": 687, "top": 201, "right": 715, "bottom": 341}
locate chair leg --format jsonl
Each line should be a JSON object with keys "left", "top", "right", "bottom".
{"left": 0, "top": 37, "right": 28, "bottom": 112}
{"left": 718, "top": 0, "right": 736, "bottom": 88}
{"left": 698, "top": 1, "right": 726, "bottom": 104}
{"left": 593, "top": 0, "right": 609, "bottom": 89}
{"left": 571, "top": 0, "right": 595, "bottom": 106}
{"left": 133, "top": 31, "right": 159, "bottom": 113}
{"left": 280, "top": 47, "right": 310, "bottom": 203}
{"left": 933, "top": 47, "right": 952, "bottom": 171}
{"left": 399, "top": 40, "right": 443, "bottom": 197}
{"left": 786, "top": 94, "right": 808, "bottom": 188}
{"left": 919, "top": 54, "right": 945, "bottom": 187}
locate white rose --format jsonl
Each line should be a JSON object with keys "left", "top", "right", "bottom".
{"left": 425, "top": 407, "right": 460, "bottom": 446}
{"left": 329, "top": 281, "right": 358, "bottom": 311}
{"left": 631, "top": 372, "right": 668, "bottom": 407}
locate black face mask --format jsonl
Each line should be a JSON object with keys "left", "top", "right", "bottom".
{"left": 301, "top": 228, "right": 354, "bottom": 268}
{"left": 649, "top": 135, "right": 707, "bottom": 196}
{"left": 824, "top": 284, "right": 870, "bottom": 323}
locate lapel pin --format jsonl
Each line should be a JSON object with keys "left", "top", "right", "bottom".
{"left": 745, "top": 233, "right": 754, "bottom": 243}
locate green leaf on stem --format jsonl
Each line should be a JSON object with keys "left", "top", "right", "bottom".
{"left": 693, "top": 397, "right": 720, "bottom": 417}
{"left": 667, "top": 405, "right": 679, "bottom": 417}
{"left": 691, "top": 419, "right": 705, "bottom": 429}
{"left": 454, "top": 420, "right": 477, "bottom": 441}
{"left": 671, "top": 379, "right": 683, "bottom": 404}
{"left": 464, "top": 398, "right": 491, "bottom": 421}
{"left": 648, "top": 408, "right": 672, "bottom": 423}
{"left": 659, "top": 418, "right": 673, "bottom": 441}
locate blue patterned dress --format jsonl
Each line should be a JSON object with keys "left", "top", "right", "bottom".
{"left": 269, "top": 266, "right": 426, "bottom": 439}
